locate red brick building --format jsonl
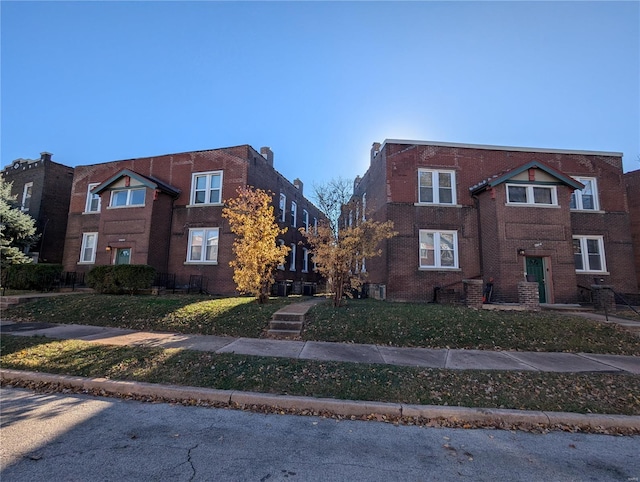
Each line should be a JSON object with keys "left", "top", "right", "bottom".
{"left": 1, "top": 153, "right": 74, "bottom": 264}
{"left": 62, "top": 145, "right": 324, "bottom": 294}
{"left": 351, "top": 140, "right": 637, "bottom": 303}
{"left": 625, "top": 169, "right": 640, "bottom": 292}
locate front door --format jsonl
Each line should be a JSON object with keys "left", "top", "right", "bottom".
{"left": 525, "top": 257, "right": 546, "bottom": 303}
{"left": 115, "top": 248, "right": 131, "bottom": 265}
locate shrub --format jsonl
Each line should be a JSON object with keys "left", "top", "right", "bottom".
{"left": 2, "top": 264, "right": 63, "bottom": 291}
{"left": 86, "top": 265, "right": 156, "bottom": 294}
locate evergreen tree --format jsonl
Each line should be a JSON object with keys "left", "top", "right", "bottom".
{"left": 0, "top": 178, "right": 38, "bottom": 269}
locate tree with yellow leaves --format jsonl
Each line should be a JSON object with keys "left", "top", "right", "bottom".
{"left": 303, "top": 179, "right": 396, "bottom": 307}
{"left": 222, "top": 186, "right": 290, "bottom": 303}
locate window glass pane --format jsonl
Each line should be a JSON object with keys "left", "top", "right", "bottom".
{"left": 573, "top": 239, "right": 583, "bottom": 270}
{"left": 205, "top": 230, "right": 218, "bottom": 261}
{"left": 533, "top": 187, "right": 552, "bottom": 204}
{"left": 439, "top": 187, "right": 452, "bottom": 204}
{"left": 130, "top": 189, "right": 145, "bottom": 205}
{"left": 195, "top": 191, "right": 206, "bottom": 203}
{"left": 210, "top": 174, "right": 221, "bottom": 189}
{"left": 209, "top": 188, "right": 220, "bottom": 204}
{"left": 586, "top": 239, "right": 601, "bottom": 271}
{"left": 419, "top": 232, "right": 435, "bottom": 266}
{"left": 570, "top": 192, "right": 577, "bottom": 209}
{"left": 195, "top": 176, "right": 206, "bottom": 190}
{"left": 580, "top": 180, "right": 594, "bottom": 209}
{"left": 438, "top": 172, "right": 451, "bottom": 188}
{"left": 508, "top": 186, "right": 527, "bottom": 203}
{"left": 90, "top": 195, "right": 100, "bottom": 211}
{"left": 190, "top": 231, "right": 203, "bottom": 261}
{"left": 419, "top": 172, "right": 433, "bottom": 203}
{"left": 440, "top": 233, "right": 455, "bottom": 267}
{"left": 112, "top": 191, "right": 128, "bottom": 206}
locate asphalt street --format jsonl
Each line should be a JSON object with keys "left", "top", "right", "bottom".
{"left": 1, "top": 387, "right": 639, "bottom": 482}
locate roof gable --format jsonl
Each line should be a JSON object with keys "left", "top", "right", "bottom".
{"left": 470, "top": 161, "right": 584, "bottom": 194}
{"left": 91, "top": 169, "right": 180, "bottom": 197}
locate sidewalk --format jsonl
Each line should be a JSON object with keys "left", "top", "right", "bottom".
{"left": 2, "top": 299, "right": 639, "bottom": 432}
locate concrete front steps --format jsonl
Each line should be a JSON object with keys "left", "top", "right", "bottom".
{"left": 267, "top": 298, "right": 326, "bottom": 339}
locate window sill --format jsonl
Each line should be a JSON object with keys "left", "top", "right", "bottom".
{"left": 186, "top": 203, "right": 223, "bottom": 208}
{"left": 570, "top": 209, "right": 605, "bottom": 214}
{"left": 77, "top": 261, "right": 95, "bottom": 265}
{"left": 107, "top": 205, "right": 145, "bottom": 210}
{"left": 82, "top": 211, "right": 100, "bottom": 215}
{"left": 505, "top": 203, "right": 560, "bottom": 208}
{"left": 184, "top": 261, "right": 218, "bottom": 265}
{"left": 414, "top": 203, "right": 462, "bottom": 208}
{"left": 419, "top": 267, "right": 461, "bottom": 271}
{"left": 576, "top": 270, "right": 610, "bottom": 275}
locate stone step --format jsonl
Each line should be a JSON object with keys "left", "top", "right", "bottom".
{"left": 268, "top": 320, "right": 303, "bottom": 331}
{"left": 266, "top": 329, "right": 301, "bottom": 340}
{"left": 272, "top": 312, "right": 306, "bottom": 322}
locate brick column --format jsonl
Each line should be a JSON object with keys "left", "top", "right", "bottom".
{"left": 463, "top": 279, "right": 484, "bottom": 309}
{"left": 591, "top": 285, "right": 616, "bottom": 313}
{"left": 518, "top": 281, "right": 540, "bottom": 311}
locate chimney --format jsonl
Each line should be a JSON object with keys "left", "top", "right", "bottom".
{"left": 370, "top": 142, "right": 381, "bottom": 164}
{"left": 40, "top": 152, "right": 52, "bottom": 162}
{"left": 293, "top": 178, "right": 303, "bottom": 194}
{"left": 260, "top": 147, "right": 274, "bottom": 167}
{"left": 354, "top": 176, "right": 362, "bottom": 193}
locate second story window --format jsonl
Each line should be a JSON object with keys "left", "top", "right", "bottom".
{"left": 290, "top": 243, "right": 296, "bottom": 271}
{"left": 279, "top": 193, "right": 286, "bottom": 222}
{"left": 21, "top": 182, "right": 33, "bottom": 211}
{"left": 418, "top": 169, "right": 456, "bottom": 205}
{"left": 85, "top": 183, "right": 101, "bottom": 213}
{"left": 570, "top": 177, "right": 599, "bottom": 211}
{"left": 303, "top": 209, "right": 309, "bottom": 231}
{"left": 506, "top": 184, "right": 557, "bottom": 206}
{"left": 110, "top": 188, "right": 145, "bottom": 207}
{"left": 191, "top": 171, "right": 222, "bottom": 205}
{"left": 291, "top": 201, "right": 297, "bottom": 227}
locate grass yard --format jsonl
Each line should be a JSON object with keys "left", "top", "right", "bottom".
{"left": 2, "top": 335, "right": 639, "bottom": 415}
{"left": 3, "top": 294, "right": 639, "bottom": 354}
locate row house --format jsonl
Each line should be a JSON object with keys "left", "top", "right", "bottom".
{"left": 625, "top": 168, "right": 640, "bottom": 292}
{"left": 1, "top": 153, "right": 74, "bottom": 264}
{"left": 61, "top": 145, "right": 324, "bottom": 295}
{"left": 350, "top": 140, "right": 638, "bottom": 304}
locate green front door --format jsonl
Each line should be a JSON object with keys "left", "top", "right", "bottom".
{"left": 115, "top": 248, "right": 131, "bottom": 265}
{"left": 525, "top": 257, "right": 546, "bottom": 303}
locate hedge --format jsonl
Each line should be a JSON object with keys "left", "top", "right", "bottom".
{"left": 86, "top": 265, "right": 156, "bottom": 295}
{"left": 1, "top": 264, "right": 63, "bottom": 291}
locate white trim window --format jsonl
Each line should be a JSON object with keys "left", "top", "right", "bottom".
{"left": 302, "top": 248, "right": 309, "bottom": 273}
{"left": 279, "top": 193, "right": 286, "bottom": 222}
{"left": 290, "top": 243, "right": 296, "bottom": 271}
{"left": 506, "top": 184, "right": 558, "bottom": 206}
{"left": 21, "top": 182, "right": 33, "bottom": 211}
{"left": 187, "top": 228, "right": 219, "bottom": 263}
{"left": 419, "top": 230, "right": 458, "bottom": 269}
{"left": 291, "top": 201, "right": 297, "bottom": 227}
{"left": 80, "top": 232, "right": 98, "bottom": 264}
{"left": 570, "top": 177, "right": 599, "bottom": 211}
{"left": 110, "top": 188, "right": 145, "bottom": 207}
{"left": 190, "top": 171, "right": 223, "bottom": 205}
{"left": 302, "top": 209, "right": 309, "bottom": 232}
{"left": 573, "top": 236, "right": 607, "bottom": 273}
{"left": 362, "top": 193, "right": 366, "bottom": 221}
{"left": 85, "top": 183, "right": 101, "bottom": 213}
{"left": 277, "top": 239, "right": 285, "bottom": 270}
{"left": 418, "top": 169, "right": 456, "bottom": 205}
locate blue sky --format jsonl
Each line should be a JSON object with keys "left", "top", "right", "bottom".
{"left": 2, "top": 1, "right": 639, "bottom": 190}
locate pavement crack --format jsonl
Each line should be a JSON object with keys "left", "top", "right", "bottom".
{"left": 187, "top": 444, "right": 198, "bottom": 481}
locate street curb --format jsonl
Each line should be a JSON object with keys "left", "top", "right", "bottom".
{"left": 2, "top": 369, "right": 639, "bottom": 431}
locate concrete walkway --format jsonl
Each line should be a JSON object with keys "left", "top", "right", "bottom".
{"left": 2, "top": 318, "right": 639, "bottom": 374}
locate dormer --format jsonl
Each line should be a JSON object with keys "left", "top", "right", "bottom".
{"left": 91, "top": 169, "right": 180, "bottom": 208}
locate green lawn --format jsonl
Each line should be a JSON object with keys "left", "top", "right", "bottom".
{"left": 2, "top": 335, "right": 639, "bottom": 416}
{"left": 4, "top": 294, "right": 639, "bottom": 354}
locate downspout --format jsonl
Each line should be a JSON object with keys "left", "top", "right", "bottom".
{"left": 472, "top": 193, "right": 484, "bottom": 278}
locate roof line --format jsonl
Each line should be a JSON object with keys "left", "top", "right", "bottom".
{"left": 381, "top": 139, "right": 623, "bottom": 157}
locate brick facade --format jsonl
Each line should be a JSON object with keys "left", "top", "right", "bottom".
{"left": 625, "top": 169, "right": 640, "bottom": 291}
{"left": 352, "top": 140, "right": 638, "bottom": 303}
{"left": 2, "top": 153, "right": 74, "bottom": 263}
{"left": 62, "top": 145, "right": 324, "bottom": 294}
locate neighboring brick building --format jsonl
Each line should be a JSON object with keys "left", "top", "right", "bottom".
{"left": 625, "top": 169, "right": 640, "bottom": 292}
{"left": 350, "top": 140, "right": 637, "bottom": 303}
{"left": 61, "top": 145, "right": 323, "bottom": 295}
{"left": 1, "top": 153, "right": 74, "bottom": 264}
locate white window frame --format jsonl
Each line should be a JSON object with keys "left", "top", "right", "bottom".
{"left": 190, "top": 171, "right": 223, "bottom": 206}
{"left": 291, "top": 201, "right": 297, "bottom": 227}
{"left": 277, "top": 239, "right": 285, "bottom": 270}
{"left": 79, "top": 232, "right": 98, "bottom": 264}
{"left": 279, "top": 193, "right": 286, "bottom": 222}
{"left": 362, "top": 193, "right": 367, "bottom": 221}
{"left": 417, "top": 169, "right": 457, "bottom": 205}
{"left": 21, "top": 182, "right": 33, "bottom": 211}
{"left": 109, "top": 188, "right": 146, "bottom": 208}
{"left": 84, "top": 183, "right": 101, "bottom": 213}
{"left": 419, "top": 230, "right": 459, "bottom": 269}
{"left": 570, "top": 177, "right": 599, "bottom": 211}
{"left": 573, "top": 235, "right": 607, "bottom": 273}
{"left": 290, "top": 243, "right": 296, "bottom": 271}
{"left": 302, "top": 248, "right": 309, "bottom": 273}
{"left": 303, "top": 209, "right": 309, "bottom": 232}
{"left": 186, "top": 227, "right": 219, "bottom": 264}
{"left": 506, "top": 184, "right": 558, "bottom": 206}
